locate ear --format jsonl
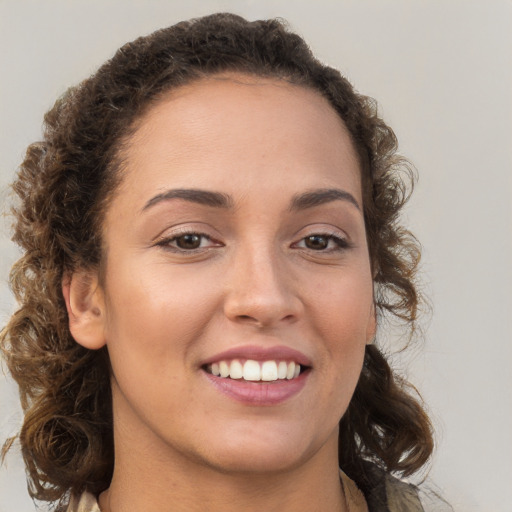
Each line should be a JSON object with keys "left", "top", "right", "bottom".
{"left": 366, "top": 302, "right": 377, "bottom": 345}
{"left": 62, "top": 270, "right": 106, "bottom": 350}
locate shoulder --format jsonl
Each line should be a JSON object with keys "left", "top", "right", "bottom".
{"left": 352, "top": 462, "right": 452, "bottom": 512}
{"left": 383, "top": 473, "right": 424, "bottom": 512}
{"left": 64, "top": 492, "right": 101, "bottom": 512}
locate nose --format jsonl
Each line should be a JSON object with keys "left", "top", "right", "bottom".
{"left": 223, "top": 244, "right": 303, "bottom": 328}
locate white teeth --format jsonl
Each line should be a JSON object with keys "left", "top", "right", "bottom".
{"left": 207, "top": 359, "right": 305, "bottom": 381}
{"left": 219, "top": 361, "right": 230, "bottom": 378}
{"left": 261, "top": 361, "right": 278, "bottom": 381}
{"left": 230, "top": 360, "right": 243, "bottom": 379}
{"left": 243, "top": 360, "right": 261, "bottom": 381}
{"left": 278, "top": 361, "right": 288, "bottom": 379}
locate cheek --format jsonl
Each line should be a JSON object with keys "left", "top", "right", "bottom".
{"left": 100, "top": 261, "right": 224, "bottom": 428}
{"left": 303, "top": 267, "right": 373, "bottom": 392}
{"left": 307, "top": 269, "right": 374, "bottom": 340}
{"left": 101, "top": 258, "right": 221, "bottom": 378}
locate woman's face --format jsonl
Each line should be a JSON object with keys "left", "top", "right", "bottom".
{"left": 94, "top": 76, "right": 375, "bottom": 473}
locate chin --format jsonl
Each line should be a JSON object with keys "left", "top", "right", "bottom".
{"left": 205, "top": 445, "right": 309, "bottom": 475}
{"left": 193, "top": 421, "right": 333, "bottom": 475}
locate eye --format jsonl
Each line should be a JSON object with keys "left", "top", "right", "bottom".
{"left": 174, "top": 233, "right": 205, "bottom": 250}
{"left": 294, "top": 233, "right": 349, "bottom": 251}
{"left": 155, "top": 232, "right": 221, "bottom": 252}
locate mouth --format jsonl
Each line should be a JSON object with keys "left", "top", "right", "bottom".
{"left": 201, "top": 346, "right": 312, "bottom": 405}
{"left": 203, "top": 359, "right": 309, "bottom": 382}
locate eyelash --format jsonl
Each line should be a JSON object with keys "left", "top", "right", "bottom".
{"left": 292, "top": 233, "right": 350, "bottom": 252}
{"left": 154, "top": 231, "right": 220, "bottom": 252}
{"left": 155, "top": 231, "right": 350, "bottom": 253}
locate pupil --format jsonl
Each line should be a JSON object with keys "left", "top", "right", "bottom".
{"left": 306, "top": 235, "right": 328, "bottom": 250}
{"left": 177, "top": 234, "right": 201, "bottom": 249}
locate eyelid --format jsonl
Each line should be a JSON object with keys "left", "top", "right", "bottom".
{"left": 152, "top": 226, "right": 223, "bottom": 252}
{"left": 290, "top": 225, "right": 352, "bottom": 252}
{"left": 293, "top": 234, "right": 349, "bottom": 250}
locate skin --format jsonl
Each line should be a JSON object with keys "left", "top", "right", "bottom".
{"left": 64, "top": 75, "right": 375, "bottom": 512}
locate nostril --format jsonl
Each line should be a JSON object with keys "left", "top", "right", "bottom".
{"left": 237, "top": 314, "right": 257, "bottom": 322}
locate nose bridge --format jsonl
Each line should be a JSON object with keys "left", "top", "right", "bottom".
{"left": 223, "top": 237, "right": 300, "bottom": 326}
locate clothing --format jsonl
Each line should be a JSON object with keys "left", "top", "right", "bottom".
{"left": 66, "top": 492, "right": 101, "bottom": 512}
{"left": 65, "top": 467, "right": 430, "bottom": 512}
{"left": 362, "top": 472, "right": 424, "bottom": 512}
{"left": 357, "top": 462, "right": 424, "bottom": 511}
{"left": 352, "top": 462, "right": 452, "bottom": 512}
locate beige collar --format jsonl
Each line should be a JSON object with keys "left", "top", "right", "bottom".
{"left": 340, "top": 470, "right": 369, "bottom": 512}
{"left": 68, "top": 472, "right": 368, "bottom": 512}
{"left": 66, "top": 491, "right": 101, "bottom": 512}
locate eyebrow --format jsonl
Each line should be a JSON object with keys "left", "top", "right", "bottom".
{"left": 142, "top": 187, "right": 360, "bottom": 212}
{"left": 142, "top": 188, "right": 234, "bottom": 211}
{"left": 290, "top": 188, "right": 360, "bottom": 211}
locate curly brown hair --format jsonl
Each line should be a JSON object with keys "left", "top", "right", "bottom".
{"left": 1, "top": 12, "right": 432, "bottom": 505}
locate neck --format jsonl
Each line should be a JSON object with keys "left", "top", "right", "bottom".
{"left": 99, "top": 425, "right": 347, "bottom": 512}
{"left": 99, "top": 381, "right": 349, "bottom": 512}
{"left": 101, "top": 464, "right": 347, "bottom": 512}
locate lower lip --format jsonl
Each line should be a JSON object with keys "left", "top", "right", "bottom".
{"left": 203, "top": 370, "right": 309, "bottom": 405}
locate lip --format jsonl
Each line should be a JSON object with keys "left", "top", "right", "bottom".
{"left": 203, "top": 369, "right": 309, "bottom": 405}
{"left": 201, "top": 344, "right": 312, "bottom": 367}
{"left": 200, "top": 345, "right": 312, "bottom": 406}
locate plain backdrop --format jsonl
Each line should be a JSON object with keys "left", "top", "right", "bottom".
{"left": 1, "top": 1, "right": 511, "bottom": 511}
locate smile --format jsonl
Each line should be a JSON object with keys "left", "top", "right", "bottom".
{"left": 201, "top": 345, "right": 312, "bottom": 404}
{"left": 205, "top": 359, "right": 303, "bottom": 382}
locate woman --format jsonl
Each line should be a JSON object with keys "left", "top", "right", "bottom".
{"left": 1, "top": 13, "right": 446, "bottom": 512}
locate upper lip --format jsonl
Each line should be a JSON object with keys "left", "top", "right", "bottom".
{"left": 201, "top": 345, "right": 312, "bottom": 367}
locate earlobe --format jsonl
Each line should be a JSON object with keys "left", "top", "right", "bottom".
{"left": 62, "top": 270, "right": 107, "bottom": 350}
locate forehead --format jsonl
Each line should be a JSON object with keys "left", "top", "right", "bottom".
{"left": 115, "top": 75, "right": 361, "bottom": 205}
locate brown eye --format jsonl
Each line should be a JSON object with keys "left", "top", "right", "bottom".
{"left": 175, "top": 234, "right": 202, "bottom": 249}
{"left": 304, "top": 235, "right": 329, "bottom": 250}
{"left": 294, "top": 233, "right": 349, "bottom": 252}
{"left": 155, "top": 231, "right": 223, "bottom": 253}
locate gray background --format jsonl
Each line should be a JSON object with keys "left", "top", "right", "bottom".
{"left": 1, "top": 1, "right": 511, "bottom": 511}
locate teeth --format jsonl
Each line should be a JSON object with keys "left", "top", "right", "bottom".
{"left": 230, "top": 360, "right": 243, "bottom": 379}
{"left": 219, "top": 361, "right": 230, "bottom": 378}
{"left": 207, "top": 359, "right": 304, "bottom": 382}
{"left": 243, "top": 360, "right": 261, "bottom": 381}
{"left": 278, "top": 361, "right": 288, "bottom": 379}
{"left": 261, "top": 361, "right": 278, "bottom": 381}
